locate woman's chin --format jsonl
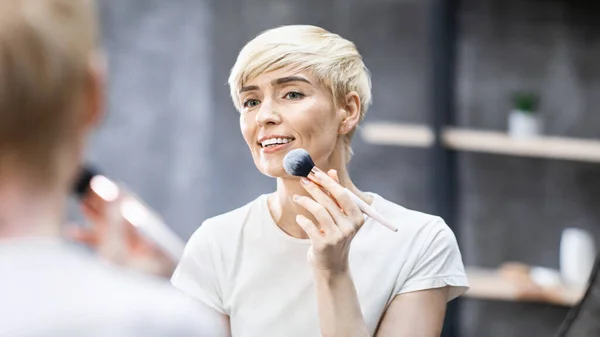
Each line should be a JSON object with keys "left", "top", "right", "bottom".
{"left": 261, "top": 169, "right": 287, "bottom": 179}
{"left": 258, "top": 164, "right": 293, "bottom": 179}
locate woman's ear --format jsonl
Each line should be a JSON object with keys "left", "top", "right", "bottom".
{"left": 81, "top": 50, "right": 106, "bottom": 131}
{"left": 338, "top": 91, "right": 361, "bottom": 135}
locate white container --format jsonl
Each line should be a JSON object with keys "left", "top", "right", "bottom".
{"left": 530, "top": 266, "right": 563, "bottom": 288}
{"left": 508, "top": 109, "right": 541, "bottom": 138}
{"left": 560, "top": 227, "right": 597, "bottom": 287}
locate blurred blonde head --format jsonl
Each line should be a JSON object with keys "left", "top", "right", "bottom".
{"left": 0, "top": 0, "right": 102, "bottom": 186}
{"left": 228, "top": 25, "right": 372, "bottom": 163}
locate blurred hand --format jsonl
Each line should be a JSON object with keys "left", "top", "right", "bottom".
{"left": 292, "top": 169, "right": 365, "bottom": 273}
{"left": 65, "top": 188, "right": 177, "bottom": 278}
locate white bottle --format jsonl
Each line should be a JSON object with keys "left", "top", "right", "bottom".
{"left": 560, "top": 227, "right": 597, "bottom": 288}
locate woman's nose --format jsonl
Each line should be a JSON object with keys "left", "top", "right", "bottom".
{"left": 255, "top": 100, "right": 282, "bottom": 127}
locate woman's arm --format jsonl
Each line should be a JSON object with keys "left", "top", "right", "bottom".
{"left": 374, "top": 216, "right": 467, "bottom": 336}
{"left": 375, "top": 287, "right": 449, "bottom": 337}
{"left": 313, "top": 269, "right": 369, "bottom": 337}
{"left": 293, "top": 169, "right": 371, "bottom": 337}
{"left": 184, "top": 294, "right": 232, "bottom": 337}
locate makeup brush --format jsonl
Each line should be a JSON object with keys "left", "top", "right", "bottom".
{"left": 73, "top": 165, "right": 186, "bottom": 261}
{"left": 283, "top": 149, "right": 398, "bottom": 232}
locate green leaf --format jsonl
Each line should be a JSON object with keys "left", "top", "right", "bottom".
{"left": 512, "top": 91, "right": 539, "bottom": 113}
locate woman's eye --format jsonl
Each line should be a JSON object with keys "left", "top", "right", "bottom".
{"left": 284, "top": 91, "right": 304, "bottom": 100}
{"left": 243, "top": 99, "right": 260, "bottom": 108}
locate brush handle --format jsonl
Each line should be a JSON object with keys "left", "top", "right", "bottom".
{"left": 78, "top": 172, "right": 186, "bottom": 262}
{"left": 118, "top": 189, "right": 186, "bottom": 261}
{"left": 344, "top": 188, "right": 398, "bottom": 232}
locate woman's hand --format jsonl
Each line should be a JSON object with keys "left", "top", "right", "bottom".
{"left": 65, "top": 191, "right": 177, "bottom": 277}
{"left": 292, "top": 169, "right": 365, "bottom": 273}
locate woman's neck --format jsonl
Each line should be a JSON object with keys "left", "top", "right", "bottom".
{"left": 0, "top": 179, "right": 66, "bottom": 240}
{"left": 268, "top": 166, "right": 372, "bottom": 239}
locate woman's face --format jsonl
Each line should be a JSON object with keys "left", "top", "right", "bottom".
{"left": 238, "top": 67, "right": 347, "bottom": 178}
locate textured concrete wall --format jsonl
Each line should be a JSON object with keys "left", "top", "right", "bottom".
{"left": 85, "top": 0, "right": 214, "bottom": 238}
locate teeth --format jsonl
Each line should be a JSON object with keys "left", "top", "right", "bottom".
{"left": 261, "top": 138, "right": 293, "bottom": 147}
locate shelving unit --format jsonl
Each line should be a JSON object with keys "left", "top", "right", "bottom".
{"left": 444, "top": 128, "right": 600, "bottom": 163}
{"left": 360, "top": 122, "right": 600, "bottom": 163}
{"left": 387, "top": 1, "right": 599, "bottom": 336}
{"left": 360, "top": 122, "right": 434, "bottom": 148}
{"left": 361, "top": 123, "right": 600, "bottom": 306}
{"left": 465, "top": 267, "right": 584, "bottom": 307}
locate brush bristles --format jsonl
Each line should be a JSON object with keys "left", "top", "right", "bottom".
{"left": 73, "top": 165, "right": 99, "bottom": 198}
{"left": 283, "top": 149, "right": 315, "bottom": 177}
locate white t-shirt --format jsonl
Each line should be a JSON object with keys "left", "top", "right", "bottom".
{"left": 0, "top": 238, "right": 227, "bottom": 337}
{"left": 171, "top": 193, "right": 469, "bottom": 337}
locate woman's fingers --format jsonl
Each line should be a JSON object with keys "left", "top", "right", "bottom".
{"left": 64, "top": 225, "right": 98, "bottom": 247}
{"left": 295, "top": 214, "right": 323, "bottom": 241}
{"left": 300, "top": 177, "right": 344, "bottom": 222}
{"left": 293, "top": 191, "right": 339, "bottom": 235}
{"left": 95, "top": 196, "right": 129, "bottom": 263}
{"left": 310, "top": 169, "right": 364, "bottom": 230}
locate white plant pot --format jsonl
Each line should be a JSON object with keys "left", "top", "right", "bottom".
{"left": 508, "top": 109, "right": 541, "bottom": 138}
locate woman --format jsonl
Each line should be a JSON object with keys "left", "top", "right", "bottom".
{"left": 170, "top": 25, "right": 469, "bottom": 336}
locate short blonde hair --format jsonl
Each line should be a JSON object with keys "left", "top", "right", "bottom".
{"left": 228, "top": 25, "right": 372, "bottom": 163}
{"left": 0, "top": 0, "right": 98, "bottom": 181}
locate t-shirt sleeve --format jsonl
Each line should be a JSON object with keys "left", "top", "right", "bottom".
{"left": 397, "top": 218, "right": 470, "bottom": 301}
{"left": 170, "top": 222, "right": 226, "bottom": 315}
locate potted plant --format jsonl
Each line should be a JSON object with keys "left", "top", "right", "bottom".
{"left": 508, "top": 91, "right": 541, "bottom": 138}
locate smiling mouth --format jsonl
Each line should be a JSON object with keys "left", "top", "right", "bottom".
{"left": 259, "top": 137, "right": 295, "bottom": 148}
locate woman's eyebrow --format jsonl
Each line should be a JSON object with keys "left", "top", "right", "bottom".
{"left": 239, "top": 85, "right": 259, "bottom": 93}
{"left": 239, "top": 76, "right": 311, "bottom": 93}
{"left": 272, "top": 76, "right": 311, "bottom": 86}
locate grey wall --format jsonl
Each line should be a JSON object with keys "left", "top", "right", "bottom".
{"left": 86, "top": 0, "right": 600, "bottom": 336}
{"left": 457, "top": 1, "right": 600, "bottom": 336}
{"left": 84, "top": 0, "right": 214, "bottom": 239}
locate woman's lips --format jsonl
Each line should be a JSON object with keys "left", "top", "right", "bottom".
{"left": 261, "top": 140, "right": 294, "bottom": 154}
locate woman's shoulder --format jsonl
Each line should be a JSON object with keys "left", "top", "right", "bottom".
{"left": 366, "top": 193, "right": 461, "bottom": 265}
{"left": 369, "top": 193, "right": 451, "bottom": 236}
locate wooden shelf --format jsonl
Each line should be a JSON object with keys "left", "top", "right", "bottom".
{"left": 443, "top": 128, "right": 600, "bottom": 163}
{"left": 360, "top": 122, "right": 600, "bottom": 163}
{"left": 465, "top": 267, "right": 585, "bottom": 306}
{"left": 360, "top": 122, "right": 434, "bottom": 148}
